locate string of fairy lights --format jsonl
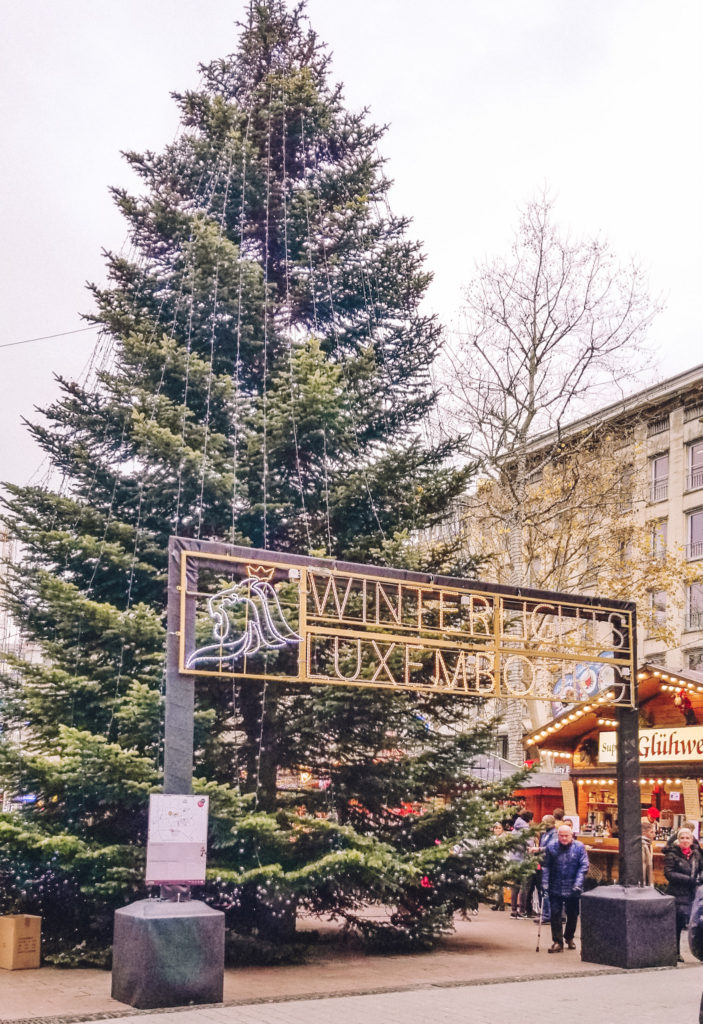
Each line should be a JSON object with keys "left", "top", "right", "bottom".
{"left": 2, "top": 9, "right": 495, "bottom": 848}
{"left": 281, "top": 90, "right": 312, "bottom": 554}
{"left": 30, "top": 124, "right": 230, "bottom": 764}
{"left": 65, "top": 53, "right": 391, "bottom": 809}
{"left": 0, "top": 6, "right": 523, "bottom": 941}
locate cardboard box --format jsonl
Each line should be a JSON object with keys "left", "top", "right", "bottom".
{"left": 0, "top": 915, "right": 41, "bottom": 970}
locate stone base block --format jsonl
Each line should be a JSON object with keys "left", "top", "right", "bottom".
{"left": 111, "top": 899, "right": 224, "bottom": 1009}
{"left": 581, "top": 886, "right": 677, "bottom": 969}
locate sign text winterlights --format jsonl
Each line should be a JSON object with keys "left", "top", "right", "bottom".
{"left": 175, "top": 541, "right": 635, "bottom": 705}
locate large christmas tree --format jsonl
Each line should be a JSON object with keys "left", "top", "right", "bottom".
{"left": 0, "top": 1, "right": 527, "bottom": 964}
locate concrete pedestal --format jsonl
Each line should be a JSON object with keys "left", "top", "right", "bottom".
{"left": 581, "top": 886, "right": 677, "bottom": 969}
{"left": 111, "top": 899, "right": 225, "bottom": 1009}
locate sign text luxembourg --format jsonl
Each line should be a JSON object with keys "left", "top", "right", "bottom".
{"left": 176, "top": 542, "right": 635, "bottom": 704}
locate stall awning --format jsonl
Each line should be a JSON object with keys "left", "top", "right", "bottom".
{"left": 524, "top": 662, "right": 703, "bottom": 755}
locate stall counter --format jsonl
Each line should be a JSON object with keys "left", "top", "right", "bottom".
{"left": 580, "top": 835, "right": 668, "bottom": 886}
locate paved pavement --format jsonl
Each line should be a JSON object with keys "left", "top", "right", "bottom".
{"left": 2, "top": 910, "right": 702, "bottom": 1024}
{"left": 48, "top": 970, "right": 703, "bottom": 1024}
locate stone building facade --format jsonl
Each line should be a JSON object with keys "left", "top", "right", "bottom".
{"left": 446, "top": 362, "right": 703, "bottom": 765}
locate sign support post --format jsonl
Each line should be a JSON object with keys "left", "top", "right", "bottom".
{"left": 164, "top": 537, "right": 195, "bottom": 795}
{"left": 580, "top": 618, "right": 677, "bottom": 969}
{"left": 111, "top": 540, "right": 224, "bottom": 1011}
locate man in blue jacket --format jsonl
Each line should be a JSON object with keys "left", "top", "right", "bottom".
{"left": 541, "top": 823, "right": 589, "bottom": 953}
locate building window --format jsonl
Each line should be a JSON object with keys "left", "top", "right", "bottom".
{"left": 688, "top": 649, "right": 703, "bottom": 673}
{"left": 619, "top": 464, "right": 634, "bottom": 511}
{"left": 686, "top": 584, "right": 703, "bottom": 632}
{"left": 583, "top": 541, "right": 599, "bottom": 587}
{"left": 617, "top": 536, "right": 633, "bottom": 564}
{"left": 647, "top": 416, "right": 669, "bottom": 437}
{"left": 650, "top": 590, "right": 667, "bottom": 630}
{"left": 495, "top": 735, "right": 509, "bottom": 760}
{"left": 650, "top": 453, "right": 669, "bottom": 503}
{"left": 529, "top": 555, "right": 542, "bottom": 586}
{"left": 687, "top": 441, "right": 703, "bottom": 492}
{"left": 650, "top": 519, "right": 668, "bottom": 558}
{"left": 687, "top": 510, "right": 703, "bottom": 561}
{"left": 648, "top": 652, "right": 666, "bottom": 667}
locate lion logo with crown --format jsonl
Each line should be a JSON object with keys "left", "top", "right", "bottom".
{"left": 186, "top": 565, "right": 301, "bottom": 669}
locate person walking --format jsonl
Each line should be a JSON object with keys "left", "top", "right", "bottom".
{"left": 541, "top": 823, "right": 589, "bottom": 953}
{"left": 534, "top": 813, "right": 557, "bottom": 925}
{"left": 524, "top": 813, "right": 556, "bottom": 921}
{"left": 664, "top": 826, "right": 703, "bottom": 961}
{"left": 540, "top": 813, "right": 557, "bottom": 846}
{"left": 490, "top": 821, "right": 507, "bottom": 910}
{"left": 509, "top": 810, "right": 534, "bottom": 917}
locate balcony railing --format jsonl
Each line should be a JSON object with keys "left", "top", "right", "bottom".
{"left": 650, "top": 479, "right": 668, "bottom": 503}
{"left": 687, "top": 469, "right": 703, "bottom": 492}
{"left": 686, "top": 611, "right": 703, "bottom": 632}
{"left": 686, "top": 541, "right": 703, "bottom": 561}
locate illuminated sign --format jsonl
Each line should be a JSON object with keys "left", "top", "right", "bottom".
{"left": 187, "top": 565, "right": 302, "bottom": 668}
{"left": 600, "top": 727, "right": 703, "bottom": 764}
{"left": 550, "top": 655, "right": 615, "bottom": 717}
{"left": 173, "top": 539, "right": 635, "bottom": 705}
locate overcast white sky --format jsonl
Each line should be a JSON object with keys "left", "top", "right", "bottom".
{"left": 1, "top": 0, "right": 701, "bottom": 488}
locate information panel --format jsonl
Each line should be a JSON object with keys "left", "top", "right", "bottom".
{"left": 145, "top": 794, "right": 209, "bottom": 886}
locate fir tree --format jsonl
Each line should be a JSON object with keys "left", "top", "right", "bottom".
{"left": 0, "top": 1, "right": 525, "bottom": 962}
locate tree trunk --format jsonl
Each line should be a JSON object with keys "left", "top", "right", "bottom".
{"left": 505, "top": 442, "right": 531, "bottom": 763}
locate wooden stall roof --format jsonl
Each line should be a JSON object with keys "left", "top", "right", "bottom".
{"left": 524, "top": 663, "right": 703, "bottom": 754}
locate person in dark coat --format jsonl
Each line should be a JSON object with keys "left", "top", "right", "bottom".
{"left": 535, "top": 814, "right": 557, "bottom": 924}
{"left": 541, "top": 823, "right": 589, "bottom": 953}
{"left": 509, "top": 810, "right": 534, "bottom": 917}
{"left": 523, "top": 814, "right": 549, "bottom": 918}
{"left": 664, "top": 826, "right": 703, "bottom": 961}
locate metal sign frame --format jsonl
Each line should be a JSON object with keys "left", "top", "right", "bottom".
{"left": 163, "top": 535, "right": 641, "bottom": 888}
{"left": 169, "top": 536, "right": 636, "bottom": 707}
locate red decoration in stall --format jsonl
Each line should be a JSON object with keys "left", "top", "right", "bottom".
{"left": 673, "top": 689, "right": 697, "bottom": 726}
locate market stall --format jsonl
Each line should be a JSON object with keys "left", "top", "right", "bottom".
{"left": 524, "top": 662, "right": 703, "bottom": 884}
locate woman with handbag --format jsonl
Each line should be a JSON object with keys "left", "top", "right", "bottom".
{"left": 664, "top": 826, "right": 703, "bottom": 962}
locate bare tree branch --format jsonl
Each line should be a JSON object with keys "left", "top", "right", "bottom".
{"left": 441, "top": 190, "right": 660, "bottom": 580}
